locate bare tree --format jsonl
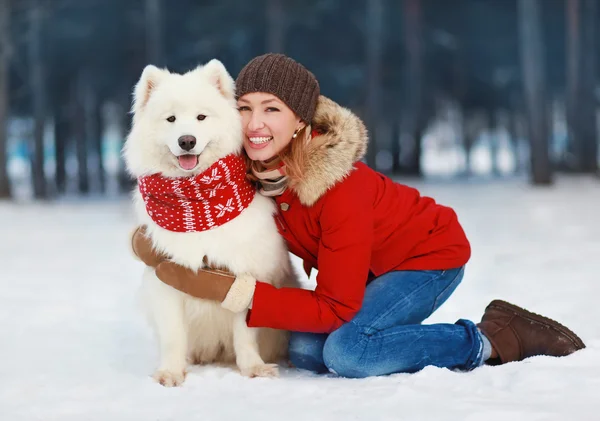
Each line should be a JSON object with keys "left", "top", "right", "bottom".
{"left": 28, "top": 0, "right": 48, "bottom": 198}
{"left": 564, "top": 0, "right": 597, "bottom": 174}
{"left": 580, "top": 0, "right": 597, "bottom": 173}
{"left": 565, "top": 0, "right": 582, "bottom": 171}
{"left": 518, "top": 0, "right": 552, "bottom": 185}
{"left": 83, "top": 75, "right": 104, "bottom": 193}
{"left": 401, "top": 0, "right": 424, "bottom": 176}
{"left": 365, "top": 0, "right": 383, "bottom": 169}
{"left": 118, "top": 92, "right": 134, "bottom": 193}
{"left": 0, "top": 0, "right": 11, "bottom": 198}
{"left": 74, "top": 73, "right": 89, "bottom": 194}
{"left": 53, "top": 93, "right": 69, "bottom": 194}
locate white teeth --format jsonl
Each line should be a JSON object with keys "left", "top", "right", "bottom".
{"left": 249, "top": 136, "right": 272, "bottom": 144}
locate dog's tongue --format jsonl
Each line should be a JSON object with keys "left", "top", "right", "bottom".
{"left": 178, "top": 155, "right": 198, "bottom": 170}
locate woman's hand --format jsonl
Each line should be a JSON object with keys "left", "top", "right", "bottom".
{"left": 130, "top": 225, "right": 168, "bottom": 267}
{"left": 155, "top": 261, "right": 235, "bottom": 302}
{"left": 155, "top": 262, "right": 256, "bottom": 313}
{"left": 130, "top": 225, "right": 255, "bottom": 312}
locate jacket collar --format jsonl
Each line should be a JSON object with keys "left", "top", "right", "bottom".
{"left": 290, "top": 95, "right": 368, "bottom": 206}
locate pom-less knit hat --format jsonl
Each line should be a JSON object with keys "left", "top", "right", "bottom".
{"left": 235, "top": 53, "right": 320, "bottom": 124}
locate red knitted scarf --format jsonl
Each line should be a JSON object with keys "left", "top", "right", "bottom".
{"left": 138, "top": 154, "right": 255, "bottom": 232}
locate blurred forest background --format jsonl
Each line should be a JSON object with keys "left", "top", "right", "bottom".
{"left": 0, "top": 0, "right": 598, "bottom": 201}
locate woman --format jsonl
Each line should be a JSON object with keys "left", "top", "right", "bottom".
{"left": 131, "top": 53, "right": 585, "bottom": 378}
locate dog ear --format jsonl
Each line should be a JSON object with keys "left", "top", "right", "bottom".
{"left": 132, "top": 65, "right": 170, "bottom": 114}
{"left": 201, "top": 59, "right": 236, "bottom": 100}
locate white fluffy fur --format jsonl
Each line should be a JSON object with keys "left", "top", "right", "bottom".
{"left": 123, "top": 60, "right": 299, "bottom": 386}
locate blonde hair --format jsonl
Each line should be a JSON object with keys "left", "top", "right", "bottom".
{"left": 245, "top": 125, "right": 312, "bottom": 187}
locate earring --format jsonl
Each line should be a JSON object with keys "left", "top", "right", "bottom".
{"left": 292, "top": 128, "right": 301, "bottom": 139}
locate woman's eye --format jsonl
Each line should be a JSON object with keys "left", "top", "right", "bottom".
{"left": 197, "top": 114, "right": 206, "bottom": 121}
{"left": 266, "top": 107, "right": 280, "bottom": 112}
{"left": 166, "top": 116, "right": 176, "bottom": 122}
{"left": 237, "top": 106, "right": 250, "bottom": 112}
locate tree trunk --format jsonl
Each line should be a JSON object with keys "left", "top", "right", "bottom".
{"left": 454, "top": 44, "right": 472, "bottom": 176}
{"left": 28, "top": 0, "right": 47, "bottom": 199}
{"left": 0, "top": 0, "right": 11, "bottom": 199}
{"left": 508, "top": 111, "right": 522, "bottom": 174}
{"left": 391, "top": 122, "right": 401, "bottom": 173}
{"left": 83, "top": 79, "right": 104, "bottom": 193}
{"left": 266, "top": 0, "right": 285, "bottom": 53}
{"left": 518, "top": 0, "right": 552, "bottom": 185}
{"left": 145, "top": 0, "right": 164, "bottom": 66}
{"left": 53, "top": 101, "right": 68, "bottom": 194}
{"left": 365, "top": 0, "right": 383, "bottom": 169}
{"left": 74, "top": 74, "right": 89, "bottom": 194}
{"left": 565, "top": 0, "right": 582, "bottom": 171}
{"left": 488, "top": 108, "right": 500, "bottom": 176}
{"left": 564, "top": 0, "right": 597, "bottom": 173}
{"left": 118, "top": 94, "right": 134, "bottom": 192}
{"left": 461, "top": 111, "right": 474, "bottom": 177}
{"left": 580, "top": 0, "right": 597, "bottom": 173}
{"left": 401, "top": 0, "right": 423, "bottom": 176}
{"left": 508, "top": 93, "right": 525, "bottom": 174}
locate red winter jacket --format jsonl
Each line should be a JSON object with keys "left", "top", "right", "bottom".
{"left": 246, "top": 96, "right": 471, "bottom": 334}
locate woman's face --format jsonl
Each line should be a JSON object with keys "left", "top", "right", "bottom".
{"left": 237, "top": 92, "right": 304, "bottom": 162}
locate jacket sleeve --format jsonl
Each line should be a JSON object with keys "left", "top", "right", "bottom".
{"left": 246, "top": 182, "right": 373, "bottom": 333}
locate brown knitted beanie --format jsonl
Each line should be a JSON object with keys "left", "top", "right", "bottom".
{"left": 236, "top": 53, "right": 320, "bottom": 123}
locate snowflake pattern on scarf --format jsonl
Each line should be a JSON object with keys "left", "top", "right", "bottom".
{"left": 138, "top": 155, "right": 255, "bottom": 232}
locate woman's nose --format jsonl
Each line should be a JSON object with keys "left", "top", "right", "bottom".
{"left": 247, "top": 112, "right": 265, "bottom": 131}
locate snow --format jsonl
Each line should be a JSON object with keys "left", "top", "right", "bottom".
{"left": 1, "top": 176, "right": 599, "bottom": 421}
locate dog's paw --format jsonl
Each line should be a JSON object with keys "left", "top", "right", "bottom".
{"left": 240, "top": 363, "right": 279, "bottom": 378}
{"left": 188, "top": 353, "right": 207, "bottom": 365}
{"left": 152, "top": 369, "right": 187, "bottom": 387}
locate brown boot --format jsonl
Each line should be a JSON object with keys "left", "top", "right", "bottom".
{"left": 477, "top": 300, "right": 585, "bottom": 365}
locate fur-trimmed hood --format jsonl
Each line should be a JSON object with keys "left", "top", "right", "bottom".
{"left": 290, "top": 95, "right": 368, "bottom": 206}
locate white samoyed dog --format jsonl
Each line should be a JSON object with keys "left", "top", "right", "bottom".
{"left": 123, "top": 59, "right": 298, "bottom": 386}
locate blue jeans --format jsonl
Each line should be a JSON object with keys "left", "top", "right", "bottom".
{"left": 288, "top": 267, "right": 485, "bottom": 378}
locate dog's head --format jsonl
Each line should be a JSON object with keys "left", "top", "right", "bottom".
{"left": 123, "top": 59, "right": 242, "bottom": 178}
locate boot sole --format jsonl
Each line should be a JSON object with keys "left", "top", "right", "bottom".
{"left": 488, "top": 300, "right": 586, "bottom": 350}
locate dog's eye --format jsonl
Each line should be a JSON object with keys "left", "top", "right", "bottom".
{"left": 197, "top": 114, "right": 206, "bottom": 121}
{"left": 166, "top": 116, "right": 176, "bottom": 123}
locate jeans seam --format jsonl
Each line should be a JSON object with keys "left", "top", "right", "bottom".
{"left": 431, "top": 267, "right": 464, "bottom": 312}
{"left": 354, "top": 269, "right": 450, "bottom": 335}
{"left": 361, "top": 324, "right": 462, "bottom": 340}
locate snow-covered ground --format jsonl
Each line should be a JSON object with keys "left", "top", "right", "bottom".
{"left": 1, "top": 176, "right": 599, "bottom": 421}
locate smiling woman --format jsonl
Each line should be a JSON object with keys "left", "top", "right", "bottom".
{"left": 237, "top": 92, "right": 311, "bottom": 196}
{"left": 237, "top": 93, "right": 305, "bottom": 161}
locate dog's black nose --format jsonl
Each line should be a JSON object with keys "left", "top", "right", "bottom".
{"left": 178, "top": 135, "right": 196, "bottom": 151}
